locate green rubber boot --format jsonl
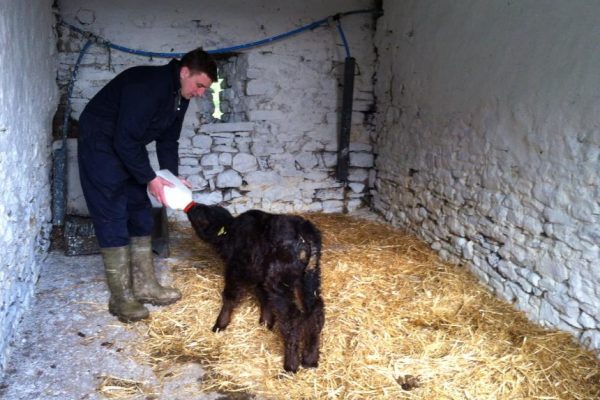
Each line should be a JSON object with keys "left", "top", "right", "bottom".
{"left": 101, "top": 246, "right": 149, "bottom": 322}
{"left": 130, "top": 236, "right": 182, "bottom": 306}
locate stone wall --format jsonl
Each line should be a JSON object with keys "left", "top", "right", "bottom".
{"left": 374, "top": 0, "right": 600, "bottom": 350}
{"left": 56, "top": 0, "right": 377, "bottom": 219}
{"left": 0, "top": 0, "right": 58, "bottom": 372}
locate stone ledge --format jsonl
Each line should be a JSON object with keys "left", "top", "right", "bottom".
{"left": 199, "top": 122, "right": 255, "bottom": 133}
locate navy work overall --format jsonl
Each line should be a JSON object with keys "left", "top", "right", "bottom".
{"left": 78, "top": 60, "right": 189, "bottom": 248}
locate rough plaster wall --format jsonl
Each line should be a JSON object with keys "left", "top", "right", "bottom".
{"left": 56, "top": 0, "right": 377, "bottom": 218}
{"left": 0, "top": 0, "right": 58, "bottom": 372}
{"left": 374, "top": 1, "right": 600, "bottom": 350}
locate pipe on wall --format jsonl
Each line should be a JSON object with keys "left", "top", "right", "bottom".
{"left": 336, "top": 56, "right": 356, "bottom": 182}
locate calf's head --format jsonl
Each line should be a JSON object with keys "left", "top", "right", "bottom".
{"left": 186, "top": 204, "right": 234, "bottom": 243}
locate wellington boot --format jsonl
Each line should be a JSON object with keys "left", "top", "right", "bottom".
{"left": 101, "top": 246, "right": 149, "bottom": 322}
{"left": 130, "top": 236, "right": 182, "bottom": 306}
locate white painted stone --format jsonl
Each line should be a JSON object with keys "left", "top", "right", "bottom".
{"left": 322, "top": 200, "right": 344, "bottom": 213}
{"left": 323, "top": 152, "right": 337, "bottom": 168}
{"left": 199, "top": 122, "right": 255, "bottom": 133}
{"left": 244, "top": 171, "right": 283, "bottom": 186}
{"left": 581, "top": 330, "right": 600, "bottom": 351}
{"left": 251, "top": 140, "right": 285, "bottom": 156}
{"left": 188, "top": 175, "right": 208, "bottom": 189}
{"left": 177, "top": 164, "right": 202, "bottom": 175}
{"left": 348, "top": 182, "right": 365, "bottom": 193}
{"left": 195, "top": 190, "right": 223, "bottom": 205}
{"left": 219, "top": 153, "right": 232, "bottom": 167}
{"left": 259, "top": 186, "right": 301, "bottom": 202}
{"left": 213, "top": 145, "right": 237, "bottom": 153}
{"left": 295, "top": 152, "right": 318, "bottom": 170}
{"left": 232, "top": 153, "right": 258, "bottom": 173}
{"left": 191, "top": 134, "right": 212, "bottom": 149}
{"left": 578, "top": 312, "right": 597, "bottom": 329}
{"left": 315, "top": 189, "right": 344, "bottom": 201}
{"left": 349, "top": 142, "right": 372, "bottom": 152}
{"left": 216, "top": 169, "right": 242, "bottom": 188}
{"left": 200, "top": 153, "right": 220, "bottom": 167}
{"left": 202, "top": 165, "right": 225, "bottom": 178}
{"left": 180, "top": 157, "right": 198, "bottom": 166}
{"left": 246, "top": 80, "right": 277, "bottom": 96}
{"left": 247, "top": 110, "right": 286, "bottom": 121}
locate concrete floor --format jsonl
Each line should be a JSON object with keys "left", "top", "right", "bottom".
{"left": 0, "top": 235, "right": 243, "bottom": 400}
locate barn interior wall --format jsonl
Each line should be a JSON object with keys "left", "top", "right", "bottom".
{"left": 55, "top": 0, "right": 378, "bottom": 219}
{"left": 374, "top": 0, "right": 600, "bottom": 350}
{"left": 0, "top": 0, "right": 58, "bottom": 371}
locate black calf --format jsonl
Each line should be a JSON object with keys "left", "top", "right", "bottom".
{"left": 187, "top": 204, "right": 325, "bottom": 372}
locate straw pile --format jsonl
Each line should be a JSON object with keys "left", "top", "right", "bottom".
{"left": 139, "top": 213, "right": 600, "bottom": 399}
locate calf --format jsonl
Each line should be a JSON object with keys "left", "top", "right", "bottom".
{"left": 186, "top": 203, "right": 325, "bottom": 372}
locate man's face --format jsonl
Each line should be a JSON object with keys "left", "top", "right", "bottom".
{"left": 180, "top": 66, "right": 213, "bottom": 100}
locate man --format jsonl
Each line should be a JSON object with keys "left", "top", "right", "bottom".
{"left": 78, "top": 48, "right": 217, "bottom": 322}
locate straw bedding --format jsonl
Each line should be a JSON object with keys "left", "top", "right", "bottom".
{"left": 136, "top": 213, "right": 600, "bottom": 399}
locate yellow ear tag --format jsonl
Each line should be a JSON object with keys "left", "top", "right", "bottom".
{"left": 217, "top": 226, "right": 227, "bottom": 236}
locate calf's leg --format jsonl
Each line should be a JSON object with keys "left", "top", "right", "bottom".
{"left": 301, "top": 306, "right": 325, "bottom": 368}
{"left": 279, "top": 318, "right": 302, "bottom": 372}
{"left": 255, "top": 286, "right": 275, "bottom": 329}
{"left": 213, "top": 280, "right": 241, "bottom": 332}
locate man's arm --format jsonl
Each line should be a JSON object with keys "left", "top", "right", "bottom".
{"left": 156, "top": 98, "right": 188, "bottom": 176}
{"left": 112, "top": 84, "right": 159, "bottom": 184}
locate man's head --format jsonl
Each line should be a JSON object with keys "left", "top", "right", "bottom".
{"left": 179, "top": 48, "right": 218, "bottom": 100}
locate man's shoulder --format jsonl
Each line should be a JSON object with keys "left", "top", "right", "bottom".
{"left": 120, "top": 62, "right": 172, "bottom": 80}
{"left": 113, "top": 62, "right": 175, "bottom": 93}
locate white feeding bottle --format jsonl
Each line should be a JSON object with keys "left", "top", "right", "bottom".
{"left": 147, "top": 169, "right": 195, "bottom": 211}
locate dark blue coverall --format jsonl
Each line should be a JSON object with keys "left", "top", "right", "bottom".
{"left": 78, "top": 59, "right": 190, "bottom": 248}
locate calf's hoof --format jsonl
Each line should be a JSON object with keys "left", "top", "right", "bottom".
{"left": 302, "top": 359, "right": 319, "bottom": 369}
{"left": 284, "top": 365, "right": 299, "bottom": 373}
{"left": 302, "top": 352, "right": 319, "bottom": 368}
{"left": 212, "top": 323, "right": 227, "bottom": 332}
{"left": 283, "top": 360, "right": 300, "bottom": 373}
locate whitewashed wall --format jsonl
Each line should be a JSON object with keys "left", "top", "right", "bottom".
{"left": 56, "top": 0, "right": 377, "bottom": 219}
{"left": 0, "top": 0, "right": 58, "bottom": 372}
{"left": 374, "top": 1, "right": 600, "bottom": 350}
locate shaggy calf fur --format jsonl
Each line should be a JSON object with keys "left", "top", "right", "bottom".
{"left": 187, "top": 204, "right": 325, "bottom": 372}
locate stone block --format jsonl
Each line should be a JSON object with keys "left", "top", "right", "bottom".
{"left": 248, "top": 110, "right": 285, "bottom": 121}
{"left": 216, "top": 169, "right": 242, "bottom": 188}
{"left": 232, "top": 153, "right": 258, "bottom": 173}
{"left": 199, "top": 122, "right": 255, "bottom": 133}
{"left": 246, "top": 80, "right": 277, "bottom": 96}
{"left": 201, "top": 153, "right": 220, "bottom": 167}
{"left": 191, "top": 134, "right": 212, "bottom": 149}
{"left": 295, "top": 152, "right": 318, "bottom": 170}
{"left": 244, "top": 171, "right": 283, "bottom": 186}
{"left": 349, "top": 152, "right": 374, "bottom": 168}
{"left": 219, "top": 153, "right": 233, "bottom": 166}
{"left": 322, "top": 200, "right": 344, "bottom": 213}
{"left": 213, "top": 145, "right": 238, "bottom": 153}
{"left": 348, "top": 182, "right": 365, "bottom": 194}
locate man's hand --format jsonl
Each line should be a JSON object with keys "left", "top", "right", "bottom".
{"left": 147, "top": 176, "right": 175, "bottom": 206}
{"left": 178, "top": 176, "right": 192, "bottom": 188}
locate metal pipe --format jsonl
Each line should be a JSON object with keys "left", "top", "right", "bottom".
{"left": 336, "top": 57, "right": 355, "bottom": 182}
{"left": 51, "top": 39, "right": 92, "bottom": 227}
